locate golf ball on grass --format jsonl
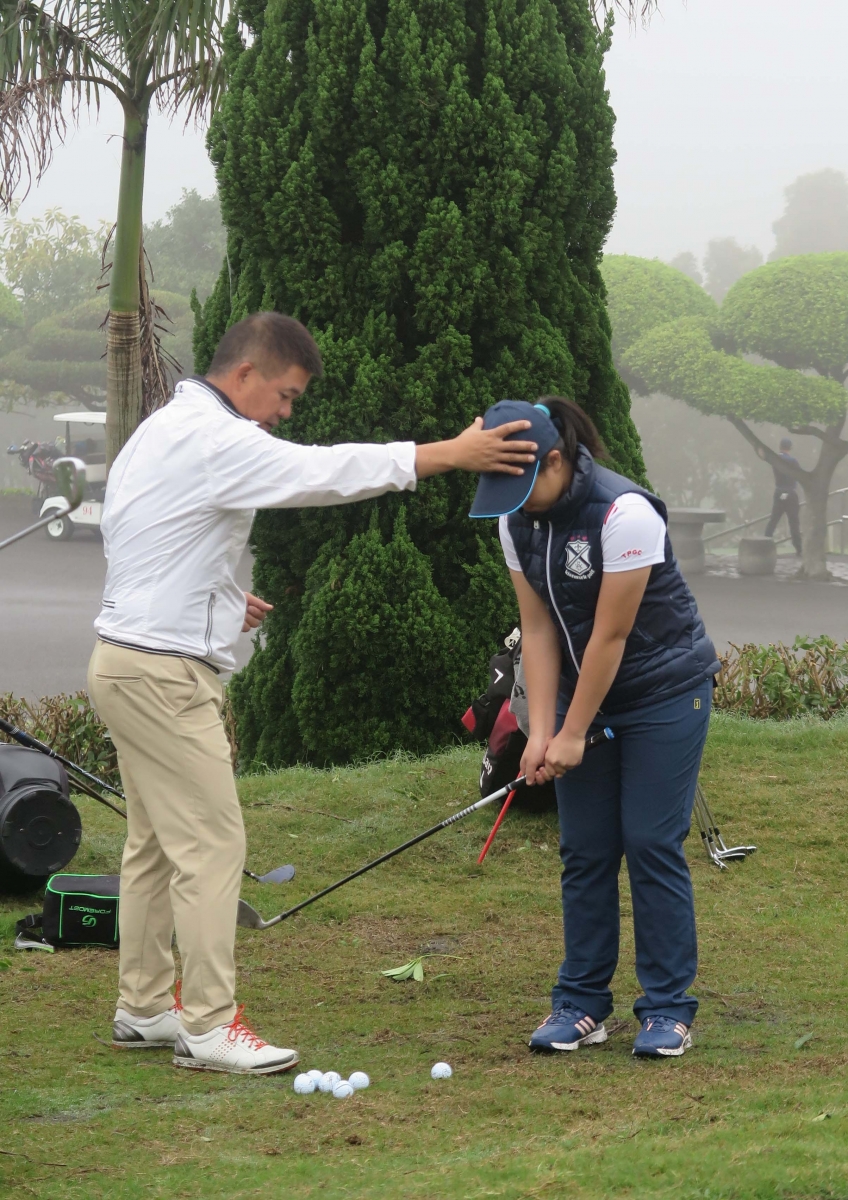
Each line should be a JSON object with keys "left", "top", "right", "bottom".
{"left": 333, "top": 1080, "right": 355, "bottom": 1099}
{"left": 319, "top": 1071, "right": 342, "bottom": 1093}
{"left": 306, "top": 1070, "right": 324, "bottom": 1083}
{"left": 293, "top": 1073, "right": 316, "bottom": 1094}
{"left": 348, "top": 1071, "right": 370, "bottom": 1090}
{"left": 430, "top": 1062, "right": 453, "bottom": 1080}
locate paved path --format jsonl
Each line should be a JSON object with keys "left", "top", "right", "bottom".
{"left": 689, "top": 562, "right": 848, "bottom": 651}
{"left": 0, "top": 497, "right": 254, "bottom": 700}
{"left": 1, "top": 497, "right": 847, "bottom": 700}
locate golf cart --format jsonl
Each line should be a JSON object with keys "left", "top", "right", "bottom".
{"left": 39, "top": 411, "right": 106, "bottom": 541}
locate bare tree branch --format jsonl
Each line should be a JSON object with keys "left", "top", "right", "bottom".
{"left": 725, "top": 414, "right": 813, "bottom": 487}
{"left": 788, "top": 424, "right": 828, "bottom": 442}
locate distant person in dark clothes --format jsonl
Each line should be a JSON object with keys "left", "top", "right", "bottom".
{"left": 760, "top": 438, "right": 802, "bottom": 555}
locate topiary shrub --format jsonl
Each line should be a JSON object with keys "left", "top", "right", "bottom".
{"left": 201, "top": 0, "right": 646, "bottom": 767}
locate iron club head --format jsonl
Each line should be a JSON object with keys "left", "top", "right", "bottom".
{"left": 258, "top": 864, "right": 295, "bottom": 884}
{"left": 242, "top": 864, "right": 296, "bottom": 884}
{"left": 237, "top": 898, "right": 274, "bottom": 929}
{"left": 53, "top": 457, "right": 87, "bottom": 511}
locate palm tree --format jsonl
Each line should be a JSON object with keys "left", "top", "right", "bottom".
{"left": 0, "top": 0, "right": 653, "bottom": 464}
{"left": 0, "top": 1, "right": 225, "bottom": 464}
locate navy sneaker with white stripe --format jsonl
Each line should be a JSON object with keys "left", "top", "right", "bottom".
{"left": 632, "top": 1015, "right": 692, "bottom": 1057}
{"left": 529, "top": 1004, "right": 608, "bottom": 1052}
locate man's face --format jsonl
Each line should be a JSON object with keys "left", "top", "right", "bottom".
{"left": 213, "top": 361, "right": 312, "bottom": 432}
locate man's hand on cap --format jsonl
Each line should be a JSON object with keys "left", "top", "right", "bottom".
{"left": 451, "top": 417, "right": 538, "bottom": 475}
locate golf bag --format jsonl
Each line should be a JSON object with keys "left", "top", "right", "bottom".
{"left": 0, "top": 744, "right": 81, "bottom": 892}
{"left": 16, "top": 873, "right": 120, "bottom": 949}
{"left": 461, "top": 630, "right": 557, "bottom": 810}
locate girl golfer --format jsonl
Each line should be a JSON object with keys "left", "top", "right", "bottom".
{"left": 470, "top": 398, "right": 719, "bottom": 1057}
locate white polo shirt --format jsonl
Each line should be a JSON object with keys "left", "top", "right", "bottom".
{"left": 95, "top": 377, "right": 417, "bottom": 675}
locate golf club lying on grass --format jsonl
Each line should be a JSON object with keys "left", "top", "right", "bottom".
{"left": 0, "top": 716, "right": 292, "bottom": 885}
{"left": 0, "top": 457, "right": 86, "bottom": 551}
{"left": 238, "top": 727, "right": 615, "bottom": 932}
{"left": 693, "top": 782, "right": 756, "bottom": 869}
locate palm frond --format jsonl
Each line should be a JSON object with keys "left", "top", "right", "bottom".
{"left": 0, "top": 2, "right": 112, "bottom": 205}
{"left": 0, "top": 75, "right": 70, "bottom": 206}
{"left": 146, "top": 1, "right": 227, "bottom": 92}
{"left": 155, "top": 55, "right": 225, "bottom": 124}
{"left": 0, "top": 2, "right": 105, "bottom": 84}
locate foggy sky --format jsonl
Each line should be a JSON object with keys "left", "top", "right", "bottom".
{"left": 14, "top": 0, "right": 848, "bottom": 264}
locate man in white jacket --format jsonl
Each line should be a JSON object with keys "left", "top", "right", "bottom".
{"left": 88, "top": 312, "right": 536, "bottom": 1075}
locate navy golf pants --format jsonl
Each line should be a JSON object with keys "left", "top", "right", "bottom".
{"left": 550, "top": 679, "right": 712, "bottom": 1027}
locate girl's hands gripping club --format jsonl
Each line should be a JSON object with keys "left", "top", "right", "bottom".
{"left": 521, "top": 725, "right": 612, "bottom": 785}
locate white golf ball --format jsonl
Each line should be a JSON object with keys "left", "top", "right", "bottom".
{"left": 293, "top": 1073, "right": 316, "bottom": 1094}
{"left": 306, "top": 1069, "right": 324, "bottom": 1083}
{"left": 430, "top": 1061, "right": 453, "bottom": 1080}
{"left": 333, "top": 1080, "right": 355, "bottom": 1099}
{"left": 348, "top": 1071, "right": 370, "bottom": 1090}
{"left": 318, "top": 1070, "right": 342, "bottom": 1093}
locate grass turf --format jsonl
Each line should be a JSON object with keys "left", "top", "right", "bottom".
{"left": 1, "top": 713, "right": 847, "bottom": 1199}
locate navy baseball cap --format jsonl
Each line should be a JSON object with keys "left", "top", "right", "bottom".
{"left": 469, "top": 400, "right": 561, "bottom": 518}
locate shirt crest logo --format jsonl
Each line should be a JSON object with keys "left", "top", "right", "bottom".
{"left": 564, "top": 536, "right": 594, "bottom": 580}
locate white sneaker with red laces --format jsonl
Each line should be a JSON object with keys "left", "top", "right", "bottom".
{"left": 172, "top": 1005, "right": 299, "bottom": 1075}
{"left": 112, "top": 983, "right": 183, "bottom": 1049}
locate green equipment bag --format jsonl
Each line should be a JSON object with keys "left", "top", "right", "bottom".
{"left": 15, "top": 873, "right": 120, "bottom": 949}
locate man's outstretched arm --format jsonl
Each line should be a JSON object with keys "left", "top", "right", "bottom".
{"left": 415, "top": 417, "right": 536, "bottom": 478}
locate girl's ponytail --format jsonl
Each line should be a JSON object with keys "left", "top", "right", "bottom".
{"left": 535, "top": 396, "right": 608, "bottom": 466}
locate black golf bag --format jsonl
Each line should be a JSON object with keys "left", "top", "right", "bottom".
{"left": 0, "top": 744, "right": 81, "bottom": 892}
{"left": 461, "top": 631, "right": 556, "bottom": 810}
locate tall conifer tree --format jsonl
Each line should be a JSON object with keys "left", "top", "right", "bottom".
{"left": 197, "top": 0, "right": 644, "bottom": 767}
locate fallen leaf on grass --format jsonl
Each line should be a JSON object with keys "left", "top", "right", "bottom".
{"left": 381, "top": 953, "right": 458, "bottom": 982}
{"left": 794, "top": 1032, "right": 814, "bottom": 1049}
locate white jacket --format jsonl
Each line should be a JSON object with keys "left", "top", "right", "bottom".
{"left": 95, "top": 377, "right": 417, "bottom": 675}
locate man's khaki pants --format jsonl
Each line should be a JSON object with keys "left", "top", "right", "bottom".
{"left": 87, "top": 640, "right": 245, "bottom": 1035}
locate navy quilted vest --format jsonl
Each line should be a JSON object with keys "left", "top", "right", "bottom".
{"left": 507, "top": 445, "right": 719, "bottom": 714}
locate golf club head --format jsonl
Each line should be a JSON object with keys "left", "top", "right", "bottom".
{"left": 257, "top": 864, "right": 295, "bottom": 884}
{"left": 53, "top": 457, "right": 87, "bottom": 511}
{"left": 237, "top": 898, "right": 271, "bottom": 929}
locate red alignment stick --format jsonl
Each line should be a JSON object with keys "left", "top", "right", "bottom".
{"left": 476, "top": 726, "right": 614, "bottom": 865}
{"left": 477, "top": 789, "right": 517, "bottom": 864}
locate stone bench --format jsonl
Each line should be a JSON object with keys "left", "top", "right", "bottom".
{"left": 667, "top": 509, "right": 726, "bottom": 577}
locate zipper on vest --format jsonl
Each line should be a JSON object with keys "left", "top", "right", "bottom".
{"left": 545, "top": 522, "right": 581, "bottom": 677}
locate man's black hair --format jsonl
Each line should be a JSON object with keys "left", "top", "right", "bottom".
{"left": 208, "top": 312, "right": 323, "bottom": 379}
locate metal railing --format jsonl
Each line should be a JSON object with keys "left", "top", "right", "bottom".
{"left": 703, "top": 486, "right": 848, "bottom": 548}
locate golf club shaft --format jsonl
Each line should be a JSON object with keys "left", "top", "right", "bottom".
{"left": 255, "top": 727, "right": 615, "bottom": 929}
{"left": 255, "top": 778, "right": 524, "bottom": 929}
{"left": 0, "top": 716, "right": 275, "bottom": 882}
{"left": 0, "top": 506, "right": 71, "bottom": 552}
{"left": 0, "top": 716, "right": 125, "bottom": 799}
{"left": 61, "top": 773, "right": 128, "bottom": 819}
